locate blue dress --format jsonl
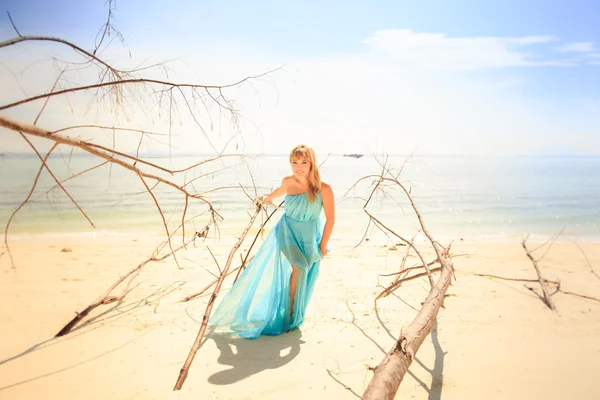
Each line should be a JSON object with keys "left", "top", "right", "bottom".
{"left": 209, "top": 192, "right": 325, "bottom": 339}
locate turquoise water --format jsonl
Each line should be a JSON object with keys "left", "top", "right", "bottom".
{"left": 0, "top": 153, "right": 599, "bottom": 242}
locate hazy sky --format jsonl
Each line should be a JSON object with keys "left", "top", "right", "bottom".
{"left": 1, "top": 0, "right": 599, "bottom": 156}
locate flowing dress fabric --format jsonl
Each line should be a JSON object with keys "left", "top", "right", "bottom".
{"left": 209, "top": 193, "right": 324, "bottom": 339}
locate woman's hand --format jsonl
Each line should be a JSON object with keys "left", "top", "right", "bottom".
{"left": 254, "top": 196, "right": 277, "bottom": 209}
{"left": 320, "top": 244, "right": 329, "bottom": 258}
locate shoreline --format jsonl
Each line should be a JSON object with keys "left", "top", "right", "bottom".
{"left": 4, "top": 225, "right": 600, "bottom": 245}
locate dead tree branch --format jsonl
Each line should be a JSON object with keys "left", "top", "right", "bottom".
{"left": 572, "top": 241, "right": 600, "bottom": 281}
{"left": 6, "top": 11, "right": 22, "bottom": 37}
{"left": 357, "top": 157, "right": 456, "bottom": 400}
{"left": 174, "top": 204, "right": 262, "bottom": 390}
{"left": 0, "top": 116, "right": 219, "bottom": 215}
{"left": 522, "top": 237, "right": 556, "bottom": 311}
{"left": 362, "top": 169, "right": 434, "bottom": 288}
{"left": 477, "top": 256, "right": 600, "bottom": 304}
{"left": 475, "top": 273, "right": 559, "bottom": 285}
{"left": 0, "top": 68, "right": 282, "bottom": 112}
{"left": 3, "top": 142, "right": 57, "bottom": 267}
{"left": 377, "top": 267, "right": 443, "bottom": 300}
{"left": 56, "top": 228, "right": 208, "bottom": 336}
{"left": 233, "top": 200, "right": 284, "bottom": 283}
{"left": 362, "top": 259, "right": 453, "bottom": 400}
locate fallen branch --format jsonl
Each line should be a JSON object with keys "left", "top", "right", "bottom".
{"left": 475, "top": 273, "right": 559, "bottom": 285}
{"left": 560, "top": 291, "right": 600, "bottom": 303}
{"left": 379, "top": 260, "right": 440, "bottom": 277}
{"left": 56, "top": 228, "right": 207, "bottom": 337}
{"left": 391, "top": 242, "right": 412, "bottom": 285}
{"left": 376, "top": 267, "right": 443, "bottom": 300}
{"left": 359, "top": 156, "right": 456, "bottom": 399}
{"left": 363, "top": 258, "right": 453, "bottom": 400}
{"left": 476, "top": 275, "right": 600, "bottom": 303}
{"left": 522, "top": 237, "right": 556, "bottom": 311}
{"left": 174, "top": 204, "right": 262, "bottom": 390}
{"left": 362, "top": 170, "right": 434, "bottom": 288}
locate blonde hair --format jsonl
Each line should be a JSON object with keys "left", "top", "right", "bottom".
{"left": 289, "top": 144, "right": 322, "bottom": 202}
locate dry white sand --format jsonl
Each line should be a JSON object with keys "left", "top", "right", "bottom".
{"left": 1, "top": 236, "right": 599, "bottom": 399}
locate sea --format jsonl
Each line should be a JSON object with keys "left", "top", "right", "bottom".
{"left": 0, "top": 153, "right": 599, "bottom": 244}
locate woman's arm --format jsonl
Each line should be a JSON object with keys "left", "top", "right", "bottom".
{"left": 319, "top": 183, "right": 335, "bottom": 257}
{"left": 263, "top": 177, "right": 291, "bottom": 204}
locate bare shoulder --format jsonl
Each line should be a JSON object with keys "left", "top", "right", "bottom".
{"left": 321, "top": 182, "right": 334, "bottom": 197}
{"left": 281, "top": 175, "right": 295, "bottom": 186}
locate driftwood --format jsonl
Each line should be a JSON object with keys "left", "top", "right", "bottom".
{"left": 477, "top": 240, "right": 600, "bottom": 305}
{"left": 375, "top": 251, "right": 464, "bottom": 300}
{"left": 391, "top": 243, "right": 412, "bottom": 285}
{"left": 363, "top": 260, "right": 453, "bottom": 400}
{"left": 377, "top": 267, "right": 443, "bottom": 300}
{"left": 173, "top": 204, "right": 262, "bottom": 390}
{"left": 354, "top": 158, "right": 455, "bottom": 400}
{"left": 354, "top": 162, "right": 435, "bottom": 289}
{"left": 521, "top": 237, "right": 556, "bottom": 310}
{"left": 475, "top": 273, "right": 559, "bottom": 285}
{"left": 56, "top": 227, "right": 208, "bottom": 336}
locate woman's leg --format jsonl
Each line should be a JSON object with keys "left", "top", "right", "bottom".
{"left": 289, "top": 264, "right": 298, "bottom": 317}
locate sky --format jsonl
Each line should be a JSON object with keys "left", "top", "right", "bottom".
{"left": 1, "top": 0, "right": 599, "bottom": 156}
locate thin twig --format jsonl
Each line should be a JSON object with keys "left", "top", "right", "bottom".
{"left": 56, "top": 232, "right": 204, "bottom": 337}
{"left": 6, "top": 12, "right": 21, "bottom": 37}
{"left": 560, "top": 291, "right": 600, "bottom": 303}
{"left": 475, "top": 273, "right": 559, "bottom": 285}
{"left": 0, "top": 64, "right": 282, "bottom": 112}
{"left": 206, "top": 246, "right": 221, "bottom": 275}
{"left": 233, "top": 200, "right": 283, "bottom": 283}
{"left": 0, "top": 116, "right": 220, "bottom": 219}
{"left": 4, "top": 142, "right": 57, "bottom": 267}
{"left": 572, "top": 241, "right": 600, "bottom": 281}
{"left": 137, "top": 173, "right": 179, "bottom": 269}
{"left": 19, "top": 133, "right": 95, "bottom": 227}
{"left": 377, "top": 268, "right": 443, "bottom": 300}
{"left": 522, "top": 237, "right": 556, "bottom": 311}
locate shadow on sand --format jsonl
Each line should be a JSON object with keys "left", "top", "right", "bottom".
{"left": 413, "top": 321, "right": 445, "bottom": 400}
{"left": 208, "top": 329, "right": 305, "bottom": 385}
{"left": 372, "top": 301, "right": 446, "bottom": 399}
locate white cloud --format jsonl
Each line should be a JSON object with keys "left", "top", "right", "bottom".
{"left": 361, "top": 29, "right": 571, "bottom": 70}
{"left": 554, "top": 42, "right": 595, "bottom": 52}
{"left": 1, "top": 29, "right": 599, "bottom": 157}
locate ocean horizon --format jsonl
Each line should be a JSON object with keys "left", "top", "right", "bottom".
{"left": 1, "top": 153, "right": 599, "bottom": 243}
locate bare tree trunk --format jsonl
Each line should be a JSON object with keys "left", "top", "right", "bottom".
{"left": 362, "top": 257, "right": 453, "bottom": 400}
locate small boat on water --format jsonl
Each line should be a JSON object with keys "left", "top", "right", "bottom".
{"left": 343, "top": 154, "right": 364, "bottom": 159}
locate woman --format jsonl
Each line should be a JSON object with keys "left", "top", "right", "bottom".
{"left": 209, "top": 144, "right": 335, "bottom": 339}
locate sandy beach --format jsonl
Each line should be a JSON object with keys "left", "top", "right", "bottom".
{"left": 1, "top": 235, "right": 599, "bottom": 400}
